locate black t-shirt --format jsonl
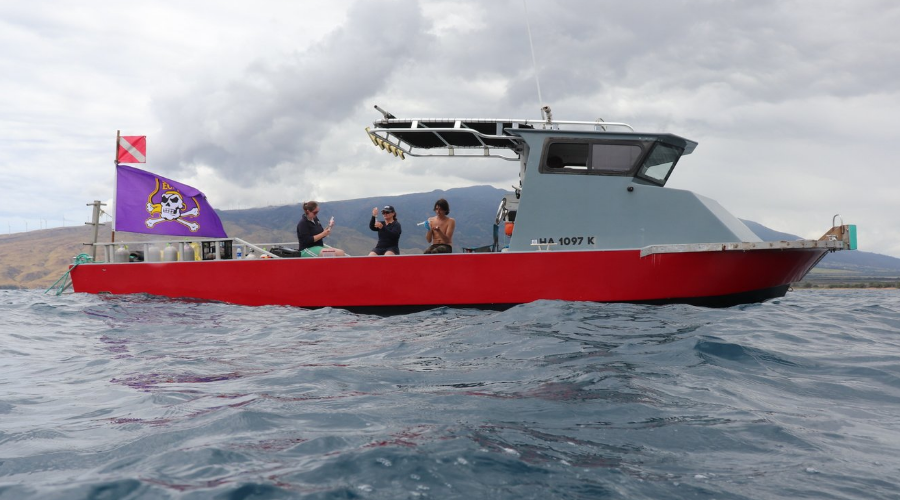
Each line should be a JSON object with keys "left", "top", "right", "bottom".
{"left": 297, "top": 216, "right": 325, "bottom": 251}
{"left": 369, "top": 216, "right": 402, "bottom": 249}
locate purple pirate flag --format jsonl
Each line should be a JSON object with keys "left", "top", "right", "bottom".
{"left": 115, "top": 164, "right": 227, "bottom": 238}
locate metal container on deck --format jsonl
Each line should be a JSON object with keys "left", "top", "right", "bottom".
{"left": 147, "top": 243, "right": 162, "bottom": 262}
{"left": 163, "top": 244, "right": 178, "bottom": 262}
{"left": 114, "top": 246, "right": 129, "bottom": 263}
{"left": 182, "top": 243, "right": 195, "bottom": 262}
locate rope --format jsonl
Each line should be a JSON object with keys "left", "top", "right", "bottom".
{"left": 45, "top": 253, "right": 93, "bottom": 296}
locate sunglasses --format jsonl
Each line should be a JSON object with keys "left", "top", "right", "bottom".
{"left": 311, "top": 210, "right": 319, "bottom": 215}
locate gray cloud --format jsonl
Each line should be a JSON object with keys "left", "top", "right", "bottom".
{"left": 432, "top": 1, "right": 900, "bottom": 114}
{"left": 154, "top": 0, "right": 432, "bottom": 183}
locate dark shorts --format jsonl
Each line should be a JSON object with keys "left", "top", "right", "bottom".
{"left": 424, "top": 244, "right": 452, "bottom": 254}
{"left": 371, "top": 246, "right": 400, "bottom": 255}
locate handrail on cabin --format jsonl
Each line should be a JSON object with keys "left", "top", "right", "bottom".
{"left": 376, "top": 117, "right": 635, "bottom": 131}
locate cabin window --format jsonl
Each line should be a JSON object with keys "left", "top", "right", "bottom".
{"left": 543, "top": 142, "right": 642, "bottom": 174}
{"left": 591, "top": 144, "right": 642, "bottom": 173}
{"left": 546, "top": 143, "right": 588, "bottom": 170}
{"left": 637, "top": 143, "right": 683, "bottom": 185}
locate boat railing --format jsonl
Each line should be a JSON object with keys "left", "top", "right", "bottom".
{"left": 88, "top": 237, "right": 286, "bottom": 263}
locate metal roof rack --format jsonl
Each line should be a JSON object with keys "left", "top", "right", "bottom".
{"left": 366, "top": 111, "right": 635, "bottom": 161}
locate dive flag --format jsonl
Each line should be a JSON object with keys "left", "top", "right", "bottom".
{"left": 117, "top": 135, "right": 147, "bottom": 163}
{"left": 115, "top": 164, "right": 227, "bottom": 238}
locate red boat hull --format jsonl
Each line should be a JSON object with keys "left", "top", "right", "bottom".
{"left": 69, "top": 247, "right": 827, "bottom": 310}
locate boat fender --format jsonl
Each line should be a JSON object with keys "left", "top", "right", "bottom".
{"left": 505, "top": 222, "right": 514, "bottom": 237}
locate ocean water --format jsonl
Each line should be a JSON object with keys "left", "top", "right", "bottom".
{"left": 1, "top": 289, "right": 900, "bottom": 499}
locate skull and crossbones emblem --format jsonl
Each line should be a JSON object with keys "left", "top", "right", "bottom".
{"left": 145, "top": 180, "right": 201, "bottom": 231}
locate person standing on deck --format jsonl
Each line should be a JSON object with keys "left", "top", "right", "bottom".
{"left": 424, "top": 198, "right": 454, "bottom": 254}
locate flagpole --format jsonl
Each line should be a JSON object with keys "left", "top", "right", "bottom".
{"left": 112, "top": 130, "right": 119, "bottom": 243}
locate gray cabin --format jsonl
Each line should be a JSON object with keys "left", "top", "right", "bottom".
{"left": 367, "top": 111, "right": 760, "bottom": 253}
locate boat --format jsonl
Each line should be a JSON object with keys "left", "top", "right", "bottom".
{"left": 68, "top": 106, "right": 856, "bottom": 311}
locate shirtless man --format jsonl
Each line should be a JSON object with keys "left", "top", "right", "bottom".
{"left": 424, "top": 198, "right": 455, "bottom": 254}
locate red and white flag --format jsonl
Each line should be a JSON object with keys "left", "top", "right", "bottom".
{"left": 117, "top": 135, "right": 146, "bottom": 163}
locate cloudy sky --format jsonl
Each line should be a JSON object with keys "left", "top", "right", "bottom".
{"left": 2, "top": 0, "right": 899, "bottom": 256}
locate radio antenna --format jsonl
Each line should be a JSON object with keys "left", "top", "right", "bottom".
{"left": 522, "top": 0, "right": 548, "bottom": 121}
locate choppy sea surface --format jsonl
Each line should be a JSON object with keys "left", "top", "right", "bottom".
{"left": 2, "top": 289, "right": 900, "bottom": 499}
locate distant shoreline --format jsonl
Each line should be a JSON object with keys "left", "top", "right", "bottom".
{"left": 794, "top": 281, "right": 899, "bottom": 290}
{"left": 793, "top": 287, "right": 899, "bottom": 290}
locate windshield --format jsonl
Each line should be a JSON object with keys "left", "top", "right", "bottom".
{"left": 637, "top": 143, "right": 683, "bottom": 185}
